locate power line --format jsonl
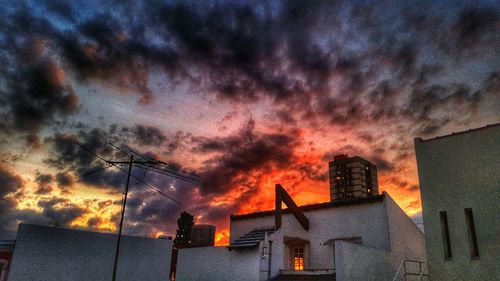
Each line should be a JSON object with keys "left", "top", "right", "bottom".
{"left": 112, "top": 164, "right": 182, "bottom": 205}
{"left": 129, "top": 148, "right": 200, "bottom": 180}
{"left": 108, "top": 142, "right": 130, "bottom": 158}
{"left": 136, "top": 165, "right": 199, "bottom": 184}
{"left": 80, "top": 165, "right": 113, "bottom": 178}
{"left": 76, "top": 141, "right": 197, "bottom": 281}
{"left": 76, "top": 143, "right": 109, "bottom": 163}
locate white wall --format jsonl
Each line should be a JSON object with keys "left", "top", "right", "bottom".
{"left": 8, "top": 224, "right": 172, "bottom": 281}
{"left": 385, "top": 193, "right": 427, "bottom": 266}
{"left": 176, "top": 246, "right": 260, "bottom": 281}
{"left": 180, "top": 193, "right": 426, "bottom": 281}
{"left": 415, "top": 125, "right": 500, "bottom": 280}
{"left": 231, "top": 199, "right": 391, "bottom": 279}
{"left": 335, "top": 240, "right": 394, "bottom": 281}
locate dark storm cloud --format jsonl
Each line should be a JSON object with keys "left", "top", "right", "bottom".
{"left": 42, "top": 0, "right": 75, "bottom": 22}
{"left": 37, "top": 197, "right": 86, "bottom": 226}
{"left": 0, "top": 166, "right": 23, "bottom": 199}
{"left": 56, "top": 172, "right": 74, "bottom": 187}
{"left": 370, "top": 156, "right": 394, "bottom": 172}
{"left": 44, "top": 123, "right": 187, "bottom": 193}
{"left": 1, "top": 1, "right": 498, "bottom": 138}
{"left": 45, "top": 128, "right": 132, "bottom": 190}
{"left": 0, "top": 7, "right": 79, "bottom": 136}
{"left": 453, "top": 7, "right": 499, "bottom": 50}
{"left": 0, "top": 0, "right": 498, "bottom": 240}
{"left": 404, "top": 83, "right": 482, "bottom": 135}
{"left": 483, "top": 72, "right": 500, "bottom": 95}
{"left": 35, "top": 173, "right": 54, "bottom": 194}
{"left": 386, "top": 176, "right": 418, "bottom": 192}
{"left": 0, "top": 57, "right": 79, "bottom": 133}
{"left": 122, "top": 125, "right": 167, "bottom": 147}
{"left": 87, "top": 216, "right": 102, "bottom": 228}
{"left": 195, "top": 119, "right": 298, "bottom": 196}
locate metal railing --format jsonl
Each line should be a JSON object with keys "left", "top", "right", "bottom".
{"left": 392, "top": 260, "right": 428, "bottom": 281}
{"left": 279, "top": 268, "right": 335, "bottom": 275}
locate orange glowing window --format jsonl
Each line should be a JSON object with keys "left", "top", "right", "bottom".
{"left": 293, "top": 248, "right": 304, "bottom": 270}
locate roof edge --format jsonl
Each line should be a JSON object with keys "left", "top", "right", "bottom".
{"left": 230, "top": 194, "right": 385, "bottom": 221}
{"left": 415, "top": 123, "right": 500, "bottom": 143}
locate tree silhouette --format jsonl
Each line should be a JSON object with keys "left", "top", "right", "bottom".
{"left": 170, "top": 211, "right": 194, "bottom": 280}
{"left": 174, "top": 211, "right": 194, "bottom": 248}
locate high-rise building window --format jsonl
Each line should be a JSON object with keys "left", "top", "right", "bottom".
{"left": 464, "top": 208, "right": 479, "bottom": 258}
{"left": 439, "top": 211, "right": 452, "bottom": 259}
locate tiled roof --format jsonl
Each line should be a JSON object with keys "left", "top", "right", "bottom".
{"left": 228, "top": 226, "right": 275, "bottom": 249}
{"left": 230, "top": 194, "right": 385, "bottom": 221}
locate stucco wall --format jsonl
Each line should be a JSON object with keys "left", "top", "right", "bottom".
{"left": 231, "top": 200, "right": 391, "bottom": 279}
{"left": 176, "top": 246, "right": 260, "bottom": 281}
{"left": 8, "top": 224, "right": 172, "bottom": 281}
{"left": 385, "top": 193, "right": 427, "bottom": 265}
{"left": 415, "top": 125, "right": 500, "bottom": 280}
{"left": 335, "top": 240, "right": 394, "bottom": 281}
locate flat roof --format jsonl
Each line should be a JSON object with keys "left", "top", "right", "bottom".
{"left": 415, "top": 123, "right": 500, "bottom": 143}
{"left": 230, "top": 193, "right": 385, "bottom": 221}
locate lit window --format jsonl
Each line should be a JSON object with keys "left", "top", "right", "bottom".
{"left": 293, "top": 248, "right": 304, "bottom": 270}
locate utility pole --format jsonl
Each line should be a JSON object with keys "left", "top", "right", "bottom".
{"left": 76, "top": 142, "right": 199, "bottom": 281}
{"left": 111, "top": 155, "right": 133, "bottom": 281}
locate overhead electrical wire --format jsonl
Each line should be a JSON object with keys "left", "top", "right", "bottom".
{"left": 76, "top": 142, "right": 184, "bottom": 205}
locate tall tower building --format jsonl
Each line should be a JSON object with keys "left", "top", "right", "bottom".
{"left": 329, "top": 154, "right": 378, "bottom": 201}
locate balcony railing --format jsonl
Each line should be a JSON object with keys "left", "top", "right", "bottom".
{"left": 279, "top": 268, "right": 335, "bottom": 275}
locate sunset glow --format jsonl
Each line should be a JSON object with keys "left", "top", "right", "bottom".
{"left": 0, "top": 1, "right": 499, "bottom": 247}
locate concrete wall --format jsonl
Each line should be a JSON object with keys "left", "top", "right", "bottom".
{"left": 176, "top": 246, "right": 260, "bottom": 281}
{"left": 8, "top": 224, "right": 172, "bottom": 281}
{"left": 335, "top": 240, "right": 393, "bottom": 281}
{"left": 385, "top": 193, "right": 427, "bottom": 265}
{"left": 414, "top": 125, "right": 500, "bottom": 280}
{"left": 231, "top": 199, "right": 391, "bottom": 279}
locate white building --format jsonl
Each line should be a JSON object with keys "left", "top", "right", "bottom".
{"left": 414, "top": 123, "right": 500, "bottom": 280}
{"left": 7, "top": 224, "right": 172, "bottom": 281}
{"left": 176, "top": 186, "right": 426, "bottom": 281}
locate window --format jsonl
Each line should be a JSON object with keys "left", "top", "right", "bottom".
{"left": 293, "top": 248, "right": 304, "bottom": 270}
{"left": 464, "top": 208, "right": 479, "bottom": 258}
{"left": 440, "top": 211, "right": 452, "bottom": 259}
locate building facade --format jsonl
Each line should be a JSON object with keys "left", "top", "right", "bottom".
{"left": 414, "top": 124, "right": 500, "bottom": 280}
{"left": 7, "top": 224, "right": 172, "bottom": 281}
{"left": 176, "top": 188, "right": 426, "bottom": 281}
{"left": 329, "top": 154, "right": 378, "bottom": 201}
{"left": 191, "top": 224, "right": 216, "bottom": 247}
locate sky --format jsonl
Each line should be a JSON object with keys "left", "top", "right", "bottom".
{"left": 0, "top": 0, "right": 499, "bottom": 245}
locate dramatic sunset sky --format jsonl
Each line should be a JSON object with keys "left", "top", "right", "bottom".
{"left": 0, "top": 0, "right": 499, "bottom": 245}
